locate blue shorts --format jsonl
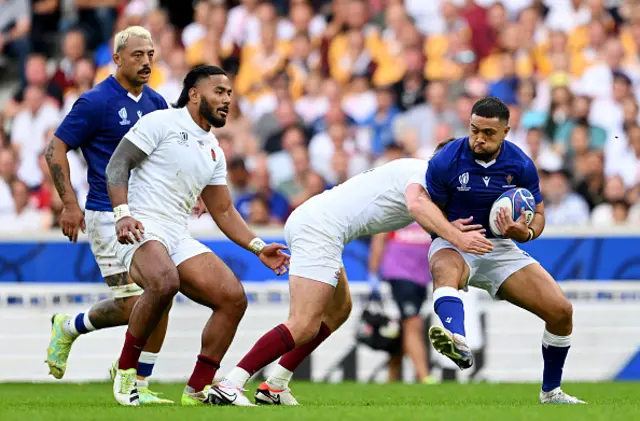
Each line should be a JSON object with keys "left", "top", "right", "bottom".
{"left": 388, "top": 279, "right": 428, "bottom": 321}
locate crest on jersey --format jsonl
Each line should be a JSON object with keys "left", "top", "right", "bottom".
{"left": 457, "top": 172, "right": 471, "bottom": 191}
{"left": 118, "top": 107, "right": 130, "bottom": 125}
{"left": 178, "top": 132, "right": 188, "bottom": 145}
{"left": 211, "top": 149, "right": 217, "bottom": 161}
{"left": 503, "top": 174, "right": 516, "bottom": 188}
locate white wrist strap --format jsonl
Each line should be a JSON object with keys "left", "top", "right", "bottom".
{"left": 248, "top": 237, "right": 267, "bottom": 255}
{"left": 113, "top": 204, "right": 131, "bottom": 222}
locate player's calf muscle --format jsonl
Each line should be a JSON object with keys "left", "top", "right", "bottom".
{"left": 88, "top": 297, "right": 134, "bottom": 328}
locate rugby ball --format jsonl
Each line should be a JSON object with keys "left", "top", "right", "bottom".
{"left": 489, "top": 188, "right": 535, "bottom": 238}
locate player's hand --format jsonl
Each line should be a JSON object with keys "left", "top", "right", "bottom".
{"left": 116, "top": 216, "right": 145, "bottom": 244}
{"left": 258, "top": 243, "right": 290, "bottom": 276}
{"left": 60, "top": 203, "right": 86, "bottom": 243}
{"left": 454, "top": 231, "right": 493, "bottom": 255}
{"left": 496, "top": 208, "right": 529, "bottom": 243}
{"left": 452, "top": 216, "right": 486, "bottom": 235}
{"left": 193, "top": 196, "right": 208, "bottom": 218}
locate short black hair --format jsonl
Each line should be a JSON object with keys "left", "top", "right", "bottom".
{"left": 172, "top": 65, "right": 227, "bottom": 108}
{"left": 433, "top": 137, "right": 457, "bottom": 155}
{"left": 471, "top": 96, "right": 510, "bottom": 123}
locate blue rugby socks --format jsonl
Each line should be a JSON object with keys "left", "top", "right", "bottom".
{"left": 541, "top": 329, "right": 571, "bottom": 392}
{"left": 433, "top": 287, "right": 466, "bottom": 337}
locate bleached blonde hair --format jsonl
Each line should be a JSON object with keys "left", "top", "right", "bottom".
{"left": 113, "top": 26, "right": 153, "bottom": 54}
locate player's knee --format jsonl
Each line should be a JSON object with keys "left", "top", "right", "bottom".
{"left": 147, "top": 268, "right": 180, "bottom": 300}
{"left": 227, "top": 290, "right": 248, "bottom": 319}
{"left": 544, "top": 298, "right": 573, "bottom": 329}
{"left": 430, "top": 257, "right": 462, "bottom": 289}
{"left": 289, "top": 315, "right": 322, "bottom": 344}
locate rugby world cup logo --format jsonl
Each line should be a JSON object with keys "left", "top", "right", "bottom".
{"left": 457, "top": 172, "right": 471, "bottom": 191}
{"left": 118, "top": 107, "right": 130, "bottom": 125}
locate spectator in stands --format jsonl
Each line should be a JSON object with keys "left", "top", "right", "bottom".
{"left": 277, "top": 144, "right": 311, "bottom": 201}
{"left": 614, "top": 122, "right": 640, "bottom": 188}
{"left": 0, "top": 179, "right": 51, "bottom": 232}
{"left": 182, "top": 0, "right": 210, "bottom": 48}
{"left": 542, "top": 168, "right": 591, "bottom": 225}
{"left": 591, "top": 175, "right": 629, "bottom": 225}
{"left": 227, "top": 157, "right": 253, "bottom": 202}
{"left": 254, "top": 98, "right": 305, "bottom": 153}
{"left": 246, "top": 193, "right": 279, "bottom": 226}
{"left": 267, "top": 124, "right": 308, "bottom": 188}
{"left": 523, "top": 127, "right": 562, "bottom": 171}
{"left": 363, "top": 85, "right": 401, "bottom": 156}
{"left": 555, "top": 95, "right": 606, "bottom": 149}
{"left": 295, "top": 71, "right": 329, "bottom": 124}
{"left": 589, "top": 71, "right": 635, "bottom": 136}
{"left": 394, "top": 81, "right": 457, "bottom": 153}
{"left": 3, "top": 54, "right": 63, "bottom": 118}
{"left": 289, "top": 170, "right": 327, "bottom": 209}
{"left": 62, "top": 57, "right": 96, "bottom": 115}
{"left": 0, "top": 0, "right": 31, "bottom": 84}
{"left": 157, "top": 48, "right": 189, "bottom": 105}
{"left": 235, "top": 165, "right": 290, "bottom": 223}
{"left": 0, "top": 148, "right": 17, "bottom": 215}
{"left": 50, "top": 29, "right": 87, "bottom": 94}
{"left": 10, "top": 85, "right": 60, "bottom": 189}
{"left": 391, "top": 46, "right": 426, "bottom": 112}
{"left": 31, "top": 0, "right": 61, "bottom": 55}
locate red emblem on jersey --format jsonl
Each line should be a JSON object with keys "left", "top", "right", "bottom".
{"left": 211, "top": 149, "right": 217, "bottom": 161}
{"left": 506, "top": 175, "right": 513, "bottom": 185}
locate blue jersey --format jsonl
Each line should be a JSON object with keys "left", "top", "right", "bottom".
{"left": 54, "top": 75, "right": 168, "bottom": 211}
{"left": 426, "top": 137, "right": 543, "bottom": 239}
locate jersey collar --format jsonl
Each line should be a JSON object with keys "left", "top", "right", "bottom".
{"left": 465, "top": 137, "right": 505, "bottom": 168}
{"left": 108, "top": 75, "right": 144, "bottom": 102}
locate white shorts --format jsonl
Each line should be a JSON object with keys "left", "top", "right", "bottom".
{"left": 284, "top": 208, "right": 344, "bottom": 287}
{"left": 86, "top": 210, "right": 143, "bottom": 298}
{"left": 428, "top": 237, "right": 538, "bottom": 298}
{"left": 114, "top": 217, "right": 211, "bottom": 273}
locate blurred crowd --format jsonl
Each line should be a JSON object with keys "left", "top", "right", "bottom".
{"left": 2, "top": 0, "right": 640, "bottom": 234}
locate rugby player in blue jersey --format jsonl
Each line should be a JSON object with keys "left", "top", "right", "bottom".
{"left": 44, "top": 26, "right": 172, "bottom": 404}
{"left": 426, "top": 97, "right": 585, "bottom": 404}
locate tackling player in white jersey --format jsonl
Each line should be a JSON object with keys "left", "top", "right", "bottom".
{"left": 209, "top": 143, "right": 494, "bottom": 406}
{"left": 105, "top": 65, "right": 289, "bottom": 406}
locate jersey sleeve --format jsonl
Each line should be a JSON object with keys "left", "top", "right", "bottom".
{"left": 425, "top": 155, "right": 449, "bottom": 204}
{"left": 208, "top": 147, "right": 228, "bottom": 186}
{"left": 125, "top": 112, "right": 165, "bottom": 155}
{"left": 155, "top": 94, "right": 169, "bottom": 110}
{"left": 521, "top": 158, "right": 543, "bottom": 204}
{"left": 405, "top": 167, "right": 428, "bottom": 191}
{"left": 54, "top": 96, "right": 102, "bottom": 149}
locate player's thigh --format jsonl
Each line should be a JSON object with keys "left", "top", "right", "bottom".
{"left": 322, "top": 267, "right": 353, "bottom": 330}
{"left": 176, "top": 244, "right": 246, "bottom": 312}
{"left": 86, "top": 210, "right": 144, "bottom": 297}
{"left": 289, "top": 275, "right": 335, "bottom": 328}
{"left": 496, "top": 263, "right": 572, "bottom": 326}
{"left": 428, "top": 238, "right": 470, "bottom": 290}
{"left": 128, "top": 240, "right": 180, "bottom": 295}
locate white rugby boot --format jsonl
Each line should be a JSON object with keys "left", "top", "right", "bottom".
{"left": 205, "top": 381, "right": 256, "bottom": 406}
{"left": 540, "top": 387, "right": 586, "bottom": 404}
{"left": 254, "top": 381, "right": 300, "bottom": 406}
{"left": 113, "top": 367, "right": 140, "bottom": 406}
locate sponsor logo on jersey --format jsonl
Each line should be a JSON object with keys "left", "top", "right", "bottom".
{"left": 118, "top": 108, "right": 130, "bottom": 125}
{"left": 137, "top": 110, "right": 143, "bottom": 119}
{"left": 483, "top": 176, "right": 491, "bottom": 187}
{"left": 457, "top": 172, "right": 471, "bottom": 191}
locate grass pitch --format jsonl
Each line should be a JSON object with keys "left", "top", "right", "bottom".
{"left": 1, "top": 381, "right": 638, "bottom": 421}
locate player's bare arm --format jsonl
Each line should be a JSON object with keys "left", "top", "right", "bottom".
{"left": 44, "top": 137, "right": 85, "bottom": 242}
{"left": 200, "top": 185, "right": 290, "bottom": 275}
{"left": 405, "top": 183, "right": 493, "bottom": 255}
{"left": 496, "top": 202, "right": 545, "bottom": 243}
{"left": 105, "top": 138, "right": 148, "bottom": 244}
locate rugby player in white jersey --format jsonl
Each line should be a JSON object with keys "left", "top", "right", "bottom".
{"left": 210, "top": 141, "right": 494, "bottom": 406}
{"left": 104, "top": 65, "right": 290, "bottom": 406}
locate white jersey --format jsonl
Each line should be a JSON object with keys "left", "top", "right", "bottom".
{"left": 124, "top": 107, "right": 227, "bottom": 228}
{"left": 300, "top": 158, "right": 428, "bottom": 244}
